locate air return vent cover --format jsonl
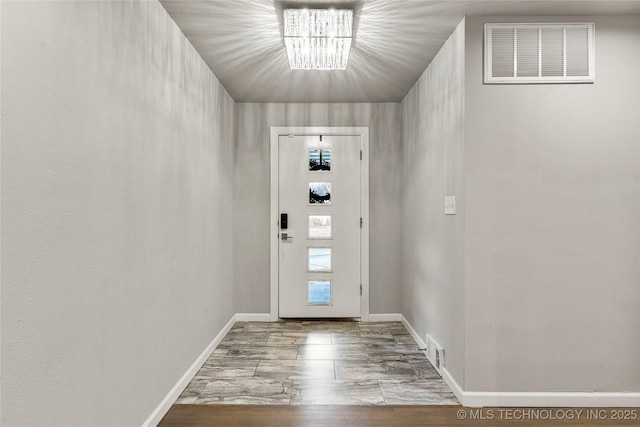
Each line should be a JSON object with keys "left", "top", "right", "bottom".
{"left": 484, "top": 23, "right": 595, "bottom": 84}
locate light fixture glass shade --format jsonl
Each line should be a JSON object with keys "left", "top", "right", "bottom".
{"left": 284, "top": 9, "right": 353, "bottom": 70}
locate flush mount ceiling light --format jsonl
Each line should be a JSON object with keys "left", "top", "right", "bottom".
{"left": 283, "top": 8, "right": 353, "bottom": 70}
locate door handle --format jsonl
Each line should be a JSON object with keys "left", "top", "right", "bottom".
{"left": 281, "top": 233, "right": 293, "bottom": 241}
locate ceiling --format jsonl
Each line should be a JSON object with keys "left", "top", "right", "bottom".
{"left": 160, "top": 0, "right": 640, "bottom": 103}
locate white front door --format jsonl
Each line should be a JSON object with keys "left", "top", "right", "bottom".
{"left": 278, "top": 134, "right": 362, "bottom": 318}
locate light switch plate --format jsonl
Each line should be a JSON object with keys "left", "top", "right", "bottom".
{"left": 445, "top": 196, "right": 456, "bottom": 215}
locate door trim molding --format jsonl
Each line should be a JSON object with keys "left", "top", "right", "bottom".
{"left": 270, "top": 127, "right": 370, "bottom": 321}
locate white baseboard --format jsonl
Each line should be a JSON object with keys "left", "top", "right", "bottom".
{"left": 441, "top": 366, "right": 465, "bottom": 405}
{"left": 368, "top": 313, "right": 402, "bottom": 322}
{"left": 141, "top": 314, "right": 237, "bottom": 427}
{"left": 235, "top": 313, "right": 271, "bottom": 322}
{"left": 400, "top": 315, "right": 640, "bottom": 408}
{"left": 400, "top": 314, "right": 426, "bottom": 349}
{"left": 463, "top": 391, "right": 640, "bottom": 408}
{"left": 401, "top": 315, "right": 464, "bottom": 404}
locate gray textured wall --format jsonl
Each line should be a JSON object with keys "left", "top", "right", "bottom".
{"left": 464, "top": 16, "right": 640, "bottom": 392}
{"left": 401, "top": 20, "right": 466, "bottom": 386}
{"left": 234, "top": 103, "right": 403, "bottom": 314}
{"left": 1, "top": 2, "right": 236, "bottom": 425}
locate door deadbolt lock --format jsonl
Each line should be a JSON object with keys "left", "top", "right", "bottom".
{"left": 281, "top": 233, "right": 293, "bottom": 241}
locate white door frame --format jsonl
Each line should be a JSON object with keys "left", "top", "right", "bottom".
{"left": 270, "top": 127, "right": 370, "bottom": 321}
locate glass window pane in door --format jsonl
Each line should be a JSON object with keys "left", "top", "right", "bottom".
{"left": 308, "top": 247, "right": 331, "bottom": 272}
{"left": 309, "top": 149, "right": 331, "bottom": 171}
{"left": 309, "top": 215, "right": 331, "bottom": 239}
{"left": 309, "top": 182, "right": 331, "bottom": 204}
{"left": 308, "top": 281, "right": 332, "bottom": 305}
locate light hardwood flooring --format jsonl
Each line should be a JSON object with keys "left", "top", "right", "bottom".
{"left": 160, "top": 405, "right": 638, "bottom": 427}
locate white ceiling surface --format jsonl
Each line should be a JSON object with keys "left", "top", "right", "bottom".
{"left": 160, "top": 0, "right": 640, "bottom": 102}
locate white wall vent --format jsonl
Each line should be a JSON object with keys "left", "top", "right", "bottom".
{"left": 425, "top": 334, "right": 444, "bottom": 374}
{"left": 484, "top": 23, "right": 595, "bottom": 84}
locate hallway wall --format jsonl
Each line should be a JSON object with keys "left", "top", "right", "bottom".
{"left": 401, "top": 14, "right": 640, "bottom": 398}
{"left": 401, "top": 19, "right": 466, "bottom": 387}
{"left": 234, "top": 103, "right": 403, "bottom": 314}
{"left": 464, "top": 15, "right": 640, "bottom": 392}
{"left": 1, "top": 2, "right": 235, "bottom": 425}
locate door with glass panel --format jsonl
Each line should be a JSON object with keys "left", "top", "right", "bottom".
{"left": 278, "top": 135, "right": 361, "bottom": 318}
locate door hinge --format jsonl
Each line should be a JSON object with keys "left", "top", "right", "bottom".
{"left": 360, "top": 150, "right": 362, "bottom": 160}
{"left": 320, "top": 135, "right": 323, "bottom": 142}
{"left": 360, "top": 284, "right": 362, "bottom": 295}
{"left": 360, "top": 217, "right": 363, "bottom": 228}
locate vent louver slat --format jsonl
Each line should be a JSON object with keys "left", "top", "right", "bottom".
{"left": 485, "top": 23, "right": 594, "bottom": 83}
{"left": 566, "top": 27, "right": 590, "bottom": 77}
{"left": 541, "top": 28, "right": 564, "bottom": 77}
{"left": 516, "top": 28, "right": 539, "bottom": 77}
{"left": 491, "top": 28, "right": 514, "bottom": 77}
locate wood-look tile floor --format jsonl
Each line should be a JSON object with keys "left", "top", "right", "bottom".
{"left": 175, "top": 320, "right": 459, "bottom": 405}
